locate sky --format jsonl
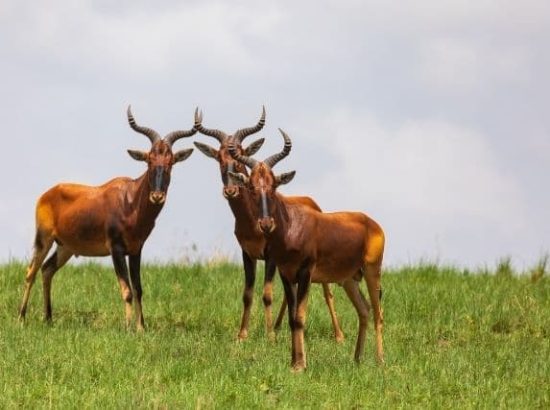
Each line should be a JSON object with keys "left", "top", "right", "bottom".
{"left": 0, "top": 0, "right": 549, "bottom": 268}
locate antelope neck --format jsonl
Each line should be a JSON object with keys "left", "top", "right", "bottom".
{"left": 227, "top": 185, "right": 255, "bottom": 223}
{"left": 263, "top": 194, "right": 291, "bottom": 256}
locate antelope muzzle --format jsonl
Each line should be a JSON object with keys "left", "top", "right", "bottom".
{"left": 223, "top": 185, "right": 240, "bottom": 199}
{"left": 149, "top": 191, "right": 166, "bottom": 204}
{"left": 258, "top": 217, "right": 276, "bottom": 234}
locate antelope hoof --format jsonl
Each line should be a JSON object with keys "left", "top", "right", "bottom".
{"left": 291, "top": 363, "right": 306, "bottom": 373}
{"left": 335, "top": 332, "right": 345, "bottom": 344}
{"left": 237, "top": 330, "right": 248, "bottom": 342}
{"left": 267, "top": 330, "right": 277, "bottom": 343}
{"left": 18, "top": 305, "right": 27, "bottom": 320}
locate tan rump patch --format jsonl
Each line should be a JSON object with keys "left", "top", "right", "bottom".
{"left": 365, "top": 232, "right": 384, "bottom": 265}
{"left": 36, "top": 202, "right": 55, "bottom": 233}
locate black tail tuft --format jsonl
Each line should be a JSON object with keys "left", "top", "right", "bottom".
{"left": 34, "top": 231, "right": 43, "bottom": 252}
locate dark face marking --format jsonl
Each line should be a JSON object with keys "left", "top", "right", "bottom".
{"left": 260, "top": 179, "right": 269, "bottom": 218}
{"left": 152, "top": 166, "right": 165, "bottom": 192}
{"left": 248, "top": 164, "right": 277, "bottom": 234}
{"left": 146, "top": 141, "right": 174, "bottom": 204}
{"left": 219, "top": 139, "right": 248, "bottom": 199}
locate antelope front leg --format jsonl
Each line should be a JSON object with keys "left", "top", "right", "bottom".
{"left": 280, "top": 275, "right": 297, "bottom": 366}
{"left": 111, "top": 246, "right": 133, "bottom": 329}
{"left": 263, "top": 256, "right": 277, "bottom": 340}
{"left": 292, "top": 265, "right": 311, "bottom": 372}
{"left": 273, "top": 295, "right": 287, "bottom": 331}
{"left": 238, "top": 250, "right": 257, "bottom": 341}
{"left": 129, "top": 252, "right": 145, "bottom": 332}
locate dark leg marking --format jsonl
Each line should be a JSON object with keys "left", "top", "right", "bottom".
{"left": 42, "top": 251, "right": 58, "bottom": 321}
{"left": 262, "top": 255, "right": 277, "bottom": 308}
{"left": 238, "top": 250, "right": 257, "bottom": 340}
{"left": 242, "top": 251, "right": 256, "bottom": 309}
{"left": 129, "top": 252, "right": 144, "bottom": 330}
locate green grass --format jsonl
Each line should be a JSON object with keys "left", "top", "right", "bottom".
{"left": 0, "top": 260, "right": 548, "bottom": 408}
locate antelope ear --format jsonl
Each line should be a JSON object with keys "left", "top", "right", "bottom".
{"left": 193, "top": 142, "right": 218, "bottom": 159}
{"left": 276, "top": 170, "right": 296, "bottom": 186}
{"left": 244, "top": 138, "right": 265, "bottom": 156}
{"left": 127, "top": 150, "right": 148, "bottom": 162}
{"left": 174, "top": 148, "right": 194, "bottom": 163}
{"left": 228, "top": 171, "right": 249, "bottom": 185}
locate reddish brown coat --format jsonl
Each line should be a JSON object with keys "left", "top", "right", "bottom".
{"left": 229, "top": 132, "right": 385, "bottom": 371}
{"left": 194, "top": 110, "right": 344, "bottom": 341}
{"left": 18, "top": 107, "right": 195, "bottom": 330}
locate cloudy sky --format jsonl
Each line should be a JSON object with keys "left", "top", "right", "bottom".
{"left": 1, "top": 0, "right": 548, "bottom": 268}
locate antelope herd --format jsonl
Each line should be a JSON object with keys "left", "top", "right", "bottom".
{"left": 18, "top": 105, "right": 385, "bottom": 372}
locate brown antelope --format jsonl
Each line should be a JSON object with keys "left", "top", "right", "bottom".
{"left": 193, "top": 108, "right": 344, "bottom": 342}
{"left": 228, "top": 130, "right": 384, "bottom": 371}
{"left": 18, "top": 106, "right": 196, "bottom": 331}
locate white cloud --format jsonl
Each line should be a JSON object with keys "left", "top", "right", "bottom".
{"left": 2, "top": 2, "right": 282, "bottom": 76}
{"left": 0, "top": 0, "right": 548, "bottom": 267}
{"left": 417, "top": 38, "right": 531, "bottom": 93}
{"left": 290, "top": 108, "right": 528, "bottom": 265}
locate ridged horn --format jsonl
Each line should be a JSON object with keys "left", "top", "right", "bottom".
{"left": 127, "top": 105, "right": 161, "bottom": 144}
{"left": 193, "top": 107, "right": 227, "bottom": 143}
{"left": 228, "top": 140, "right": 258, "bottom": 169}
{"left": 264, "top": 128, "right": 292, "bottom": 168}
{"left": 164, "top": 109, "right": 198, "bottom": 146}
{"left": 233, "top": 106, "right": 266, "bottom": 143}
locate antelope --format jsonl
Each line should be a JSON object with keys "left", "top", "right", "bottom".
{"left": 18, "top": 106, "right": 196, "bottom": 331}
{"left": 228, "top": 130, "right": 384, "bottom": 371}
{"left": 193, "top": 108, "right": 344, "bottom": 342}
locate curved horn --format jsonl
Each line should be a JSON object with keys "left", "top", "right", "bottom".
{"left": 127, "top": 105, "right": 161, "bottom": 144}
{"left": 193, "top": 107, "right": 227, "bottom": 143}
{"left": 233, "top": 106, "right": 266, "bottom": 143}
{"left": 164, "top": 128, "right": 197, "bottom": 146}
{"left": 228, "top": 140, "right": 258, "bottom": 169}
{"left": 264, "top": 128, "right": 292, "bottom": 168}
{"left": 164, "top": 108, "right": 200, "bottom": 146}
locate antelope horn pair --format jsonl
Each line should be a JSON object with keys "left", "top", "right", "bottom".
{"left": 193, "top": 106, "right": 266, "bottom": 144}
{"left": 229, "top": 128, "right": 292, "bottom": 169}
{"left": 127, "top": 105, "right": 197, "bottom": 146}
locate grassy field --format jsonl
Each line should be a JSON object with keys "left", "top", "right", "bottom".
{"left": 0, "top": 260, "right": 548, "bottom": 408}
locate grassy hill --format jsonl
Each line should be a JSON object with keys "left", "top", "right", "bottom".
{"left": 0, "top": 261, "right": 548, "bottom": 408}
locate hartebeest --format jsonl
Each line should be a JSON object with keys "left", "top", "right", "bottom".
{"left": 18, "top": 106, "right": 196, "bottom": 330}
{"left": 229, "top": 130, "right": 384, "bottom": 371}
{"left": 193, "top": 108, "right": 344, "bottom": 342}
